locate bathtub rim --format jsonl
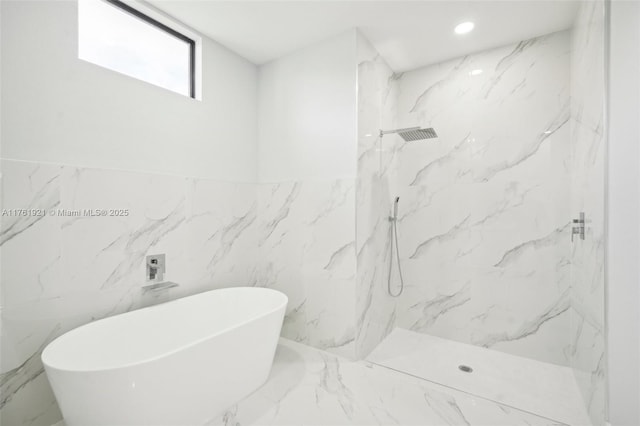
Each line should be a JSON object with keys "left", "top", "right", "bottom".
{"left": 41, "top": 286, "right": 288, "bottom": 374}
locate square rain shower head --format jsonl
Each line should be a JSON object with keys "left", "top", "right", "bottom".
{"left": 398, "top": 127, "right": 438, "bottom": 141}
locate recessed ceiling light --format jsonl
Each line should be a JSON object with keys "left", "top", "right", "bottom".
{"left": 469, "top": 69, "right": 483, "bottom": 76}
{"left": 455, "top": 22, "right": 475, "bottom": 35}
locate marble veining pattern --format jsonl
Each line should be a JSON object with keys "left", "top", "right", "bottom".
{"left": 568, "top": 1, "right": 607, "bottom": 424}
{"left": 0, "top": 159, "right": 260, "bottom": 425}
{"left": 0, "top": 157, "right": 361, "bottom": 423}
{"left": 206, "top": 338, "right": 568, "bottom": 426}
{"left": 390, "top": 30, "right": 573, "bottom": 367}
{"left": 48, "top": 338, "right": 569, "bottom": 426}
{"left": 354, "top": 32, "right": 400, "bottom": 359}
{"left": 256, "top": 179, "right": 357, "bottom": 359}
{"left": 0, "top": 17, "right": 607, "bottom": 426}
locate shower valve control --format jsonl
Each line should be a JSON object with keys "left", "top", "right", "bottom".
{"left": 571, "top": 212, "right": 585, "bottom": 242}
{"left": 146, "top": 254, "right": 166, "bottom": 281}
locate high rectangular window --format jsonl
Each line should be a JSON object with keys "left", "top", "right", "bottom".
{"left": 79, "top": 0, "right": 196, "bottom": 98}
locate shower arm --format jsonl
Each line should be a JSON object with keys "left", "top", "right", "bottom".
{"left": 379, "top": 127, "right": 421, "bottom": 137}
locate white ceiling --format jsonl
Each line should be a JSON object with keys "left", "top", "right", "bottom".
{"left": 148, "top": 0, "right": 580, "bottom": 72}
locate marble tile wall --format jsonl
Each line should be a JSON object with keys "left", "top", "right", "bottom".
{"left": 0, "top": 159, "right": 258, "bottom": 425}
{"left": 355, "top": 33, "right": 400, "bottom": 358}
{"left": 256, "top": 179, "right": 357, "bottom": 359}
{"left": 391, "top": 31, "right": 574, "bottom": 366}
{"left": 569, "top": 1, "right": 607, "bottom": 424}
{"left": 254, "top": 29, "right": 359, "bottom": 360}
{"left": 0, "top": 159, "right": 358, "bottom": 424}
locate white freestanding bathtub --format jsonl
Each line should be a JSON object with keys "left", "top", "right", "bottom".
{"left": 42, "top": 287, "right": 287, "bottom": 426}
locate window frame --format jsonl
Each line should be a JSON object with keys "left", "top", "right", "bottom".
{"left": 101, "top": 0, "right": 197, "bottom": 99}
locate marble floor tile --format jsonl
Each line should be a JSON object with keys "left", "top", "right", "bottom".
{"left": 367, "top": 328, "right": 590, "bottom": 426}
{"left": 207, "top": 338, "right": 566, "bottom": 426}
{"left": 51, "top": 337, "right": 572, "bottom": 426}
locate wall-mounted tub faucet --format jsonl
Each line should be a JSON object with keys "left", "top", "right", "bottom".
{"left": 143, "top": 254, "right": 178, "bottom": 292}
{"left": 571, "top": 212, "right": 585, "bottom": 242}
{"left": 146, "top": 254, "right": 166, "bottom": 281}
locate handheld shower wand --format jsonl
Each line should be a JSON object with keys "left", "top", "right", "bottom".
{"left": 388, "top": 197, "right": 405, "bottom": 297}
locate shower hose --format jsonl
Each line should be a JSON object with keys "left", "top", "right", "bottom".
{"left": 387, "top": 212, "right": 405, "bottom": 297}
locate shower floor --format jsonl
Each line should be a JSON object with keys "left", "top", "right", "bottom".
{"left": 366, "top": 328, "right": 590, "bottom": 426}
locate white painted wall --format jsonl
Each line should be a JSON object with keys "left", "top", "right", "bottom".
{"left": 607, "top": 0, "right": 640, "bottom": 424}
{"left": 257, "top": 30, "right": 357, "bottom": 182}
{"left": 0, "top": 0, "right": 258, "bottom": 182}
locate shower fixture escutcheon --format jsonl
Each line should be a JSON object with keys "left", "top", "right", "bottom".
{"left": 146, "top": 254, "right": 166, "bottom": 281}
{"left": 571, "top": 212, "right": 585, "bottom": 242}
